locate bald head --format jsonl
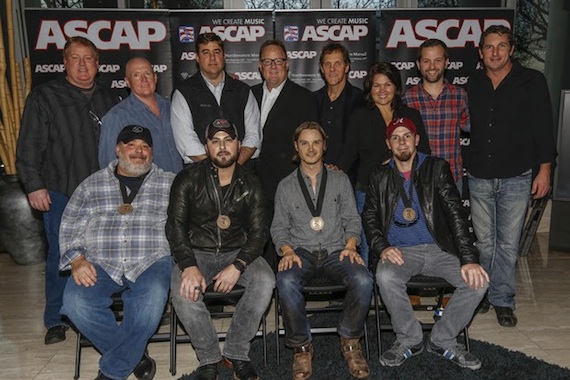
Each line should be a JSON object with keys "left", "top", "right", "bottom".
{"left": 124, "top": 57, "right": 157, "bottom": 99}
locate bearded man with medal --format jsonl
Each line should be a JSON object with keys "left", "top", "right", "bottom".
{"left": 59, "top": 125, "right": 174, "bottom": 380}
{"left": 271, "top": 122, "right": 373, "bottom": 380}
{"left": 362, "top": 117, "right": 489, "bottom": 371}
{"left": 166, "top": 119, "right": 274, "bottom": 380}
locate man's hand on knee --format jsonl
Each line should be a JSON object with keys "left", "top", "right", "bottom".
{"left": 380, "top": 247, "right": 404, "bottom": 265}
{"left": 180, "top": 266, "right": 206, "bottom": 301}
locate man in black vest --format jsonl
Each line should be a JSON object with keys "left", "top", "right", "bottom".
{"left": 171, "top": 32, "right": 261, "bottom": 166}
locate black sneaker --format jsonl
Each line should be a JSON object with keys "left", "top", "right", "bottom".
{"left": 44, "top": 325, "right": 68, "bottom": 345}
{"left": 194, "top": 364, "right": 219, "bottom": 380}
{"left": 380, "top": 341, "right": 424, "bottom": 367}
{"left": 495, "top": 306, "right": 518, "bottom": 327}
{"left": 426, "top": 339, "right": 481, "bottom": 370}
{"left": 226, "top": 358, "right": 259, "bottom": 380}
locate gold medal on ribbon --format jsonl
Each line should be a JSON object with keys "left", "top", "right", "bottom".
{"left": 217, "top": 215, "right": 231, "bottom": 229}
{"left": 118, "top": 204, "right": 133, "bottom": 215}
{"left": 310, "top": 216, "right": 325, "bottom": 231}
{"left": 403, "top": 207, "right": 416, "bottom": 222}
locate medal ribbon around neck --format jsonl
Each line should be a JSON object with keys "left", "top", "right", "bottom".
{"left": 297, "top": 165, "right": 327, "bottom": 223}
{"left": 118, "top": 179, "right": 142, "bottom": 215}
{"left": 393, "top": 155, "right": 418, "bottom": 224}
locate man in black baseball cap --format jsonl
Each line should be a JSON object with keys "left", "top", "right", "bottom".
{"left": 116, "top": 124, "right": 153, "bottom": 147}
{"left": 205, "top": 118, "right": 239, "bottom": 141}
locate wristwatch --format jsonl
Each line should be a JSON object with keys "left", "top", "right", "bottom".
{"left": 233, "top": 260, "right": 246, "bottom": 274}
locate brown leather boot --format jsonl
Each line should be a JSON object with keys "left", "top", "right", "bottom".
{"left": 292, "top": 344, "right": 313, "bottom": 380}
{"left": 341, "top": 338, "right": 370, "bottom": 379}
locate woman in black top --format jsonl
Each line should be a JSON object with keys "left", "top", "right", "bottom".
{"left": 338, "top": 62, "right": 431, "bottom": 264}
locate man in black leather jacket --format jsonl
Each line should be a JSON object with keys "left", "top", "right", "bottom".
{"left": 362, "top": 117, "right": 488, "bottom": 371}
{"left": 166, "top": 119, "right": 274, "bottom": 380}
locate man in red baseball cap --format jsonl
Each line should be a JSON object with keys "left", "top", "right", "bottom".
{"left": 363, "top": 117, "right": 489, "bottom": 371}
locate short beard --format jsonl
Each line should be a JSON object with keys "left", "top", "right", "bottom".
{"left": 118, "top": 156, "right": 152, "bottom": 177}
{"left": 394, "top": 150, "right": 413, "bottom": 162}
{"left": 210, "top": 153, "right": 237, "bottom": 169}
{"left": 422, "top": 71, "right": 444, "bottom": 83}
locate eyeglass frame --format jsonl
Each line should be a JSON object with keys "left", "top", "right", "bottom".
{"left": 260, "top": 58, "right": 287, "bottom": 67}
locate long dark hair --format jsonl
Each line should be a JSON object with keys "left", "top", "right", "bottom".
{"left": 363, "top": 62, "right": 403, "bottom": 111}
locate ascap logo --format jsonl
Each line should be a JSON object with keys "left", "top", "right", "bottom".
{"left": 198, "top": 26, "right": 264, "bottom": 42}
{"left": 232, "top": 72, "right": 261, "bottom": 81}
{"left": 460, "top": 137, "right": 470, "bottom": 146}
{"left": 181, "top": 52, "right": 196, "bottom": 61}
{"left": 35, "top": 20, "right": 167, "bottom": 50}
{"left": 153, "top": 64, "right": 168, "bottom": 73}
{"left": 111, "top": 79, "right": 127, "bottom": 88}
{"left": 391, "top": 61, "right": 415, "bottom": 70}
{"left": 386, "top": 19, "right": 511, "bottom": 48}
{"left": 287, "top": 50, "right": 318, "bottom": 60}
{"left": 348, "top": 70, "right": 367, "bottom": 79}
{"left": 35, "top": 64, "right": 65, "bottom": 73}
{"left": 301, "top": 25, "right": 368, "bottom": 42}
{"left": 452, "top": 76, "right": 469, "bottom": 85}
{"left": 406, "top": 77, "right": 421, "bottom": 86}
{"left": 448, "top": 61, "right": 463, "bottom": 70}
{"left": 99, "top": 64, "right": 120, "bottom": 73}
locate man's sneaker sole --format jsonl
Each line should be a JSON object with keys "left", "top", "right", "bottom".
{"left": 426, "top": 341, "right": 481, "bottom": 370}
{"left": 379, "top": 344, "right": 424, "bottom": 367}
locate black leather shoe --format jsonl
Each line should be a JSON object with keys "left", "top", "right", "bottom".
{"left": 133, "top": 352, "right": 156, "bottom": 380}
{"left": 44, "top": 325, "right": 68, "bottom": 345}
{"left": 94, "top": 371, "right": 113, "bottom": 380}
{"left": 495, "top": 306, "right": 518, "bottom": 327}
{"left": 227, "top": 358, "right": 259, "bottom": 380}
{"left": 194, "top": 363, "right": 219, "bottom": 380}
{"left": 477, "top": 297, "right": 491, "bottom": 314}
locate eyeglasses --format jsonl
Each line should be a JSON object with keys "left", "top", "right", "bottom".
{"left": 260, "top": 58, "right": 287, "bottom": 67}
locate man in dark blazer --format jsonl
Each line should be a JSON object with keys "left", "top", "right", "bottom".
{"left": 314, "top": 42, "right": 363, "bottom": 167}
{"left": 251, "top": 39, "right": 319, "bottom": 203}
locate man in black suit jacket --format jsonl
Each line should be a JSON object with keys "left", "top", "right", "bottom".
{"left": 314, "top": 43, "right": 363, "bottom": 167}
{"left": 251, "top": 39, "right": 319, "bottom": 202}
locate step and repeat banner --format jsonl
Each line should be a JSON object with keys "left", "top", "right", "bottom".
{"left": 275, "top": 10, "right": 375, "bottom": 91}
{"left": 25, "top": 7, "right": 514, "bottom": 98}
{"left": 169, "top": 10, "right": 273, "bottom": 88}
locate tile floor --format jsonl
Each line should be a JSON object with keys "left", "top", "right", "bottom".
{"left": 1, "top": 205, "right": 569, "bottom": 379}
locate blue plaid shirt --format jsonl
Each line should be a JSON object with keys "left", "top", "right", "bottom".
{"left": 59, "top": 161, "right": 175, "bottom": 285}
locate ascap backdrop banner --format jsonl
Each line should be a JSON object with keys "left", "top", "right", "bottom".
{"left": 25, "top": 7, "right": 515, "bottom": 101}
{"left": 168, "top": 10, "right": 273, "bottom": 89}
{"left": 274, "top": 10, "right": 376, "bottom": 91}
{"left": 24, "top": 8, "right": 171, "bottom": 98}
{"left": 378, "top": 8, "right": 515, "bottom": 91}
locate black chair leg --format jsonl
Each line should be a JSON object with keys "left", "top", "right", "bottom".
{"left": 74, "top": 332, "right": 82, "bottom": 380}
{"left": 170, "top": 308, "right": 177, "bottom": 376}
{"left": 275, "top": 290, "right": 281, "bottom": 365}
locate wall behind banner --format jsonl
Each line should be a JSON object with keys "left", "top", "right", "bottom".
{"left": 25, "top": 7, "right": 514, "bottom": 99}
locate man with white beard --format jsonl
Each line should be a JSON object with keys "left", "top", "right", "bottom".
{"left": 59, "top": 125, "right": 174, "bottom": 380}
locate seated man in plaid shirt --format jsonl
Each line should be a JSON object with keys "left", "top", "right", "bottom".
{"left": 59, "top": 125, "right": 173, "bottom": 380}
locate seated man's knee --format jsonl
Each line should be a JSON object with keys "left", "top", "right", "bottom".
{"left": 276, "top": 269, "right": 301, "bottom": 293}
{"left": 349, "top": 268, "right": 374, "bottom": 290}
{"left": 375, "top": 263, "right": 401, "bottom": 288}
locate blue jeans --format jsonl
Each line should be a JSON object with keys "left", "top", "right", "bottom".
{"left": 355, "top": 190, "right": 369, "bottom": 265}
{"left": 276, "top": 248, "right": 373, "bottom": 348}
{"left": 376, "top": 244, "right": 487, "bottom": 349}
{"left": 61, "top": 256, "right": 172, "bottom": 380}
{"left": 171, "top": 250, "right": 275, "bottom": 365}
{"left": 43, "top": 191, "right": 70, "bottom": 329}
{"left": 468, "top": 171, "right": 531, "bottom": 309}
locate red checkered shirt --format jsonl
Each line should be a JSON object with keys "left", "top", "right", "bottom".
{"left": 403, "top": 81, "right": 470, "bottom": 182}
